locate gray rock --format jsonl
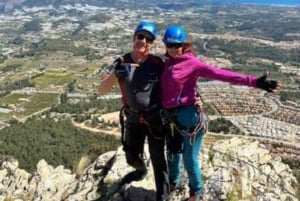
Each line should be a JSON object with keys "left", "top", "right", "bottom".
{"left": 0, "top": 137, "right": 298, "bottom": 201}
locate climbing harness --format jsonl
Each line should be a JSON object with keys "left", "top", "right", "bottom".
{"left": 119, "top": 106, "right": 164, "bottom": 144}
{"left": 166, "top": 108, "right": 208, "bottom": 145}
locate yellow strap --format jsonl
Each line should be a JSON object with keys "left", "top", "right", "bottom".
{"left": 170, "top": 122, "right": 175, "bottom": 137}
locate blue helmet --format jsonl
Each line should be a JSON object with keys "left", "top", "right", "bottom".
{"left": 134, "top": 21, "right": 158, "bottom": 40}
{"left": 163, "top": 25, "right": 187, "bottom": 44}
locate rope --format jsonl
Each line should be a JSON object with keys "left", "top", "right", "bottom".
{"left": 170, "top": 110, "right": 207, "bottom": 145}
{"left": 139, "top": 114, "right": 163, "bottom": 141}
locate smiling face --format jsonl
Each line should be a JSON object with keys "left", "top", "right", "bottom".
{"left": 133, "top": 31, "right": 154, "bottom": 55}
{"left": 166, "top": 43, "right": 184, "bottom": 58}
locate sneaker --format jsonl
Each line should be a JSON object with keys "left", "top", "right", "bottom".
{"left": 164, "top": 183, "right": 177, "bottom": 201}
{"left": 105, "top": 181, "right": 124, "bottom": 200}
{"left": 167, "top": 182, "right": 186, "bottom": 201}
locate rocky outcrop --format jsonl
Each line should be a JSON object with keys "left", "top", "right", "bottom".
{"left": 0, "top": 137, "right": 298, "bottom": 201}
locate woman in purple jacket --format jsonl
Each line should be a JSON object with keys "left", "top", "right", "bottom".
{"left": 161, "top": 25, "right": 281, "bottom": 201}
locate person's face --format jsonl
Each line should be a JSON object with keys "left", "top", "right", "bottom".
{"left": 133, "top": 31, "right": 154, "bottom": 54}
{"left": 165, "top": 43, "right": 183, "bottom": 58}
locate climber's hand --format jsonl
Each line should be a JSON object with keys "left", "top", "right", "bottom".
{"left": 256, "top": 71, "right": 282, "bottom": 93}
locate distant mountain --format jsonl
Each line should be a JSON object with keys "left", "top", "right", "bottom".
{"left": 201, "top": 0, "right": 299, "bottom": 6}
{"left": 0, "top": 0, "right": 128, "bottom": 12}
{"left": 0, "top": 0, "right": 298, "bottom": 13}
{"left": 0, "top": 0, "right": 198, "bottom": 12}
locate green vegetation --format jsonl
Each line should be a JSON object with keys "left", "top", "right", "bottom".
{"left": 203, "top": 102, "right": 219, "bottom": 116}
{"left": 0, "top": 63, "right": 22, "bottom": 73}
{"left": 236, "top": 15, "right": 300, "bottom": 42}
{"left": 0, "top": 93, "right": 59, "bottom": 120}
{"left": 280, "top": 90, "right": 300, "bottom": 104}
{"left": 294, "top": 170, "right": 300, "bottom": 200}
{"left": 208, "top": 117, "right": 242, "bottom": 134}
{"left": 32, "top": 72, "right": 76, "bottom": 87}
{"left": 0, "top": 78, "right": 34, "bottom": 92}
{"left": 282, "top": 159, "right": 300, "bottom": 200}
{"left": 23, "top": 19, "right": 42, "bottom": 32}
{"left": 0, "top": 118, "right": 120, "bottom": 172}
{"left": 24, "top": 38, "right": 100, "bottom": 59}
{"left": 21, "top": 93, "right": 59, "bottom": 116}
{"left": 0, "top": 93, "right": 31, "bottom": 105}
{"left": 51, "top": 96, "right": 122, "bottom": 115}
{"left": 198, "top": 38, "right": 298, "bottom": 64}
{"left": 39, "top": 38, "right": 89, "bottom": 56}
{"left": 0, "top": 113, "right": 12, "bottom": 121}
{"left": 227, "top": 179, "right": 242, "bottom": 201}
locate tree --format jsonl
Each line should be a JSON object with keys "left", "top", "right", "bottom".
{"left": 24, "top": 19, "right": 42, "bottom": 32}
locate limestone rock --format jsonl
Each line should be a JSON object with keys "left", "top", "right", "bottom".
{"left": 0, "top": 138, "right": 298, "bottom": 201}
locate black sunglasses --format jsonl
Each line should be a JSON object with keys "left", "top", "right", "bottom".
{"left": 136, "top": 33, "right": 154, "bottom": 44}
{"left": 166, "top": 43, "right": 183, "bottom": 49}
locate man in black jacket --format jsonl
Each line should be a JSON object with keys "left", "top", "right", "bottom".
{"left": 98, "top": 20, "right": 169, "bottom": 201}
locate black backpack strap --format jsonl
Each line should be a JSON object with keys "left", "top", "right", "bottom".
{"left": 119, "top": 105, "right": 127, "bottom": 147}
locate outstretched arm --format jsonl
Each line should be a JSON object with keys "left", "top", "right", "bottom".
{"left": 197, "top": 61, "right": 282, "bottom": 93}
{"left": 97, "top": 73, "right": 117, "bottom": 95}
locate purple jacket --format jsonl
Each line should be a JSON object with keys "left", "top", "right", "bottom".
{"left": 161, "top": 52, "right": 258, "bottom": 109}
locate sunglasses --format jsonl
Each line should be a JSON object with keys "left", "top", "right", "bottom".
{"left": 166, "top": 43, "right": 183, "bottom": 49}
{"left": 136, "top": 33, "right": 154, "bottom": 44}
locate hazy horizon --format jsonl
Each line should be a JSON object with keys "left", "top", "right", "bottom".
{"left": 202, "top": 0, "right": 299, "bottom": 6}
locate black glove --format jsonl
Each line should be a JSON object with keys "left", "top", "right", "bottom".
{"left": 256, "top": 72, "right": 279, "bottom": 93}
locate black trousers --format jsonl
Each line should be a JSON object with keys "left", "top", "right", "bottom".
{"left": 123, "top": 109, "right": 169, "bottom": 201}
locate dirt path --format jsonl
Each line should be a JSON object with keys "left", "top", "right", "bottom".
{"left": 71, "top": 112, "right": 121, "bottom": 136}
